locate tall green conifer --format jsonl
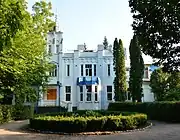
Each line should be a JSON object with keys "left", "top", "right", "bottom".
{"left": 113, "top": 38, "right": 127, "bottom": 101}
{"left": 129, "top": 35, "right": 144, "bottom": 102}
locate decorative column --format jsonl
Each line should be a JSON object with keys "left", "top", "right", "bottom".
{"left": 83, "top": 85, "right": 86, "bottom": 103}
{"left": 92, "top": 64, "right": 94, "bottom": 76}
{"left": 38, "top": 89, "right": 44, "bottom": 106}
{"left": 92, "top": 85, "right": 95, "bottom": 102}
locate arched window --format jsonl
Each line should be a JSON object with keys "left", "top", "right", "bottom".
{"left": 49, "top": 65, "right": 57, "bottom": 77}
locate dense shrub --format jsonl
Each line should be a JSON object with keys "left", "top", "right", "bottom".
{"left": 0, "top": 105, "right": 14, "bottom": 124}
{"left": 13, "top": 105, "right": 34, "bottom": 120}
{"left": 35, "top": 106, "right": 67, "bottom": 114}
{"left": 30, "top": 113, "right": 147, "bottom": 133}
{"left": 0, "top": 106, "right": 4, "bottom": 124}
{"left": 0, "top": 105, "right": 34, "bottom": 124}
{"left": 36, "top": 110, "right": 137, "bottom": 118}
{"left": 108, "top": 102, "right": 180, "bottom": 122}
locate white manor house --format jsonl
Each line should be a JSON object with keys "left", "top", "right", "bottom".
{"left": 38, "top": 30, "right": 156, "bottom": 111}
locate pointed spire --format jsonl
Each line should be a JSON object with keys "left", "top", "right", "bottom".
{"left": 53, "top": 9, "right": 58, "bottom": 31}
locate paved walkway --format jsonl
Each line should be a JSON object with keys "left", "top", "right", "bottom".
{"left": 0, "top": 120, "right": 180, "bottom": 140}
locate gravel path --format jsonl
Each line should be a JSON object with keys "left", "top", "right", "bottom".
{"left": 0, "top": 120, "right": 180, "bottom": 140}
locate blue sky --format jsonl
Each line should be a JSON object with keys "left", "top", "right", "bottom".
{"left": 28, "top": 0, "right": 134, "bottom": 52}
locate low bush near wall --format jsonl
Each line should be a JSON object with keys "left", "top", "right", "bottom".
{"left": 0, "top": 105, "right": 14, "bottom": 124}
{"left": 36, "top": 110, "right": 138, "bottom": 118}
{"left": 14, "top": 105, "right": 34, "bottom": 120}
{"left": 0, "top": 105, "right": 34, "bottom": 124}
{"left": 30, "top": 113, "right": 147, "bottom": 133}
{"left": 35, "top": 106, "right": 67, "bottom": 114}
{"left": 108, "top": 102, "right": 180, "bottom": 122}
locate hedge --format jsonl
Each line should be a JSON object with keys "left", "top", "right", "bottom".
{"left": 13, "top": 104, "right": 34, "bottom": 120}
{"left": 0, "top": 105, "right": 14, "bottom": 124}
{"left": 0, "top": 105, "right": 34, "bottom": 124}
{"left": 108, "top": 102, "right": 180, "bottom": 122}
{"left": 30, "top": 113, "right": 147, "bottom": 133}
{"left": 36, "top": 110, "right": 138, "bottom": 117}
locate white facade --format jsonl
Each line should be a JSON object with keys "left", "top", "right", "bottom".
{"left": 38, "top": 31, "right": 154, "bottom": 111}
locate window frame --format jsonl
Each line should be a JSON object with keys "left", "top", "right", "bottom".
{"left": 56, "top": 45, "right": 59, "bottom": 53}
{"left": 80, "top": 86, "right": 83, "bottom": 102}
{"left": 48, "top": 45, "right": 51, "bottom": 54}
{"left": 67, "top": 64, "right": 70, "bottom": 76}
{"left": 81, "top": 64, "right": 83, "bottom": 76}
{"left": 94, "top": 64, "right": 96, "bottom": 76}
{"left": 107, "top": 64, "right": 110, "bottom": 76}
{"left": 86, "top": 85, "right": 92, "bottom": 101}
{"left": 49, "top": 66, "right": 57, "bottom": 77}
{"left": 65, "top": 86, "right": 71, "bottom": 101}
{"left": 85, "top": 64, "right": 92, "bottom": 76}
{"left": 107, "top": 85, "right": 113, "bottom": 101}
{"left": 95, "top": 86, "right": 98, "bottom": 101}
{"left": 52, "top": 38, "right": 55, "bottom": 44}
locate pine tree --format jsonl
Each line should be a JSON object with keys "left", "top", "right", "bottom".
{"left": 103, "top": 36, "right": 108, "bottom": 49}
{"left": 129, "top": 35, "right": 144, "bottom": 102}
{"left": 113, "top": 38, "right": 127, "bottom": 101}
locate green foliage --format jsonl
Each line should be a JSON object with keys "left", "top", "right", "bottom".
{"left": 150, "top": 69, "right": 170, "bottom": 101}
{"left": 0, "top": 105, "right": 34, "bottom": 124}
{"left": 0, "top": 0, "right": 55, "bottom": 104}
{"left": 0, "top": 105, "right": 14, "bottom": 124}
{"left": 30, "top": 113, "right": 147, "bottom": 133}
{"left": 150, "top": 69, "right": 180, "bottom": 101}
{"left": 129, "top": 0, "right": 180, "bottom": 72}
{"left": 108, "top": 102, "right": 180, "bottom": 122}
{"left": 14, "top": 105, "right": 34, "bottom": 120}
{"left": 35, "top": 110, "right": 138, "bottom": 118}
{"left": 103, "top": 36, "right": 108, "bottom": 49}
{"left": 35, "top": 106, "right": 68, "bottom": 114}
{"left": 0, "top": 0, "right": 25, "bottom": 51}
{"left": 129, "top": 35, "right": 144, "bottom": 102}
{"left": 165, "top": 88, "right": 180, "bottom": 101}
{"left": 113, "top": 38, "right": 127, "bottom": 101}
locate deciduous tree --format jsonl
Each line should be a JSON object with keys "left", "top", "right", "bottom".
{"left": 129, "top": 0, "right": 180, "bottom": 72}
{"left": 150, "top": 69, "right": 170, "bottom": 101}
{"left": 0, "top": 0, "right": 55, "bottom": 104}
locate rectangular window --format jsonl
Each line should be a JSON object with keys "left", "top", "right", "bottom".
{"left": 65, "top": 86, "right": 71, "bottom": 93}
{"left": 85, "top": 64, "right": 92, "bottom": 76}
{"left": 94, "top": 64, "right": 96, "bottom": 76}
{"left": 95, "top": 86, "right": 98, "bottom": 101}
{"left": 107, "top": 86, "right": 112, "bottom": 101}
{"left": 52, "top": 38, "right": 55, "bottom": 44}
{"left": 56, "top": 45, "right": 59, "bottom": 53}
{"left": 144, "top": 67, "right": 149, "bottom": 79}
{"left": 81, "top": 65, "right": 83, "bottom": 76}
{"left": 108, "top": 64, "right": 110, "bottom": 76}
{"left": 66, "top": 94, "right": 71, "bottom": 101}
{"left": 80, "top": 86, "right": 83, "bottom": 101}
{"left": 48, "top": 45, "right": 51, "bottom": 54}
{"left": 67, "top": 65, "right": 70, "bottom": 76}
{"left": 86, "top": 85, "right": 92, "bottom": 101}
{"left": 65, "top": 86, "right": 71, "bottom": 101}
